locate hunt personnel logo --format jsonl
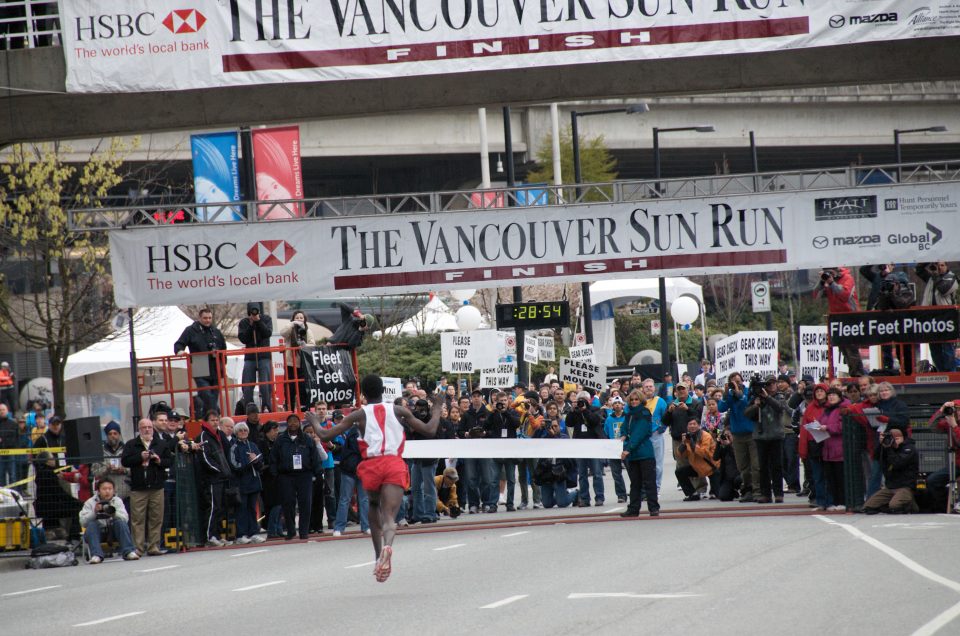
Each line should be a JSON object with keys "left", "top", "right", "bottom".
{"left": 162, "top": 9, "right": 206, "bottom": 34}
{"left": 246, "top": 240, "right": 297, "bottom": 267}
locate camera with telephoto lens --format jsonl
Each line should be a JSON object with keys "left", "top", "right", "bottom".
{"left": 413, "top": 399, "right": 430, "bottom": 420}
{"left": 747, "top": 374, "right": 765, "bottom": 400}
{"left": 577, "top": 398, "right": 589, "bottom": 410}
{"left": 97, "top": 503, "right": 116, "bottom": 519}
{"left": 448, "top": 505, "right": 461, "bottom": 519}
{"left": 945, "top": 405, "right": 956, "bottom": 416}
{"left": 927, "top": 263, "right": 939, "bottom": 274}
{"left": 881, "top": 434, "right": 893, "bottom": 447}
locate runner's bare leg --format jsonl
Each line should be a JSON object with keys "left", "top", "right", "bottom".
{"left": 367, "top": 490, "right": 383, "bottom": 558}
{"left": 378, "top": 484, "right": 404, "bottom": 549}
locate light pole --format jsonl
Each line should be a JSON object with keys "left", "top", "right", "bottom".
{"left": 894, "top": 125, "right": 947, "bottom": 181}
{"left": 571, "top": 104, "right": 649, "bottom": 346}
{"left": 750, "top": 130, "right": 773, "bottom": 332}
{"left": 652, "top": 125, "right": 714, "bottom": 378}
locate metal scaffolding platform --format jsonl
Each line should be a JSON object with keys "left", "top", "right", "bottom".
{"left": 68, "top": 159, "right": 960, "bottom": 231}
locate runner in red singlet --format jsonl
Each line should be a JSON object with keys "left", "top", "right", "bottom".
{"left": 319, "top": 374, "right": 441, "bottom": 582}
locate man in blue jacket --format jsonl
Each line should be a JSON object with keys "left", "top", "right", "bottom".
{"left": 718, "top": 372, "right": 759, "bottom": 502}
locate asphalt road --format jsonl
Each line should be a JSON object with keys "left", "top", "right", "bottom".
{"left": 3, "top": 458, "right": 960, "bottom": 635}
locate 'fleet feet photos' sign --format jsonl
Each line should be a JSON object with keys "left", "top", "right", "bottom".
{"left": 109, "top": 182, "right": 960, "bottom": 306}
{"left": 60, "top": 1, "right": 960, "bottom": 93}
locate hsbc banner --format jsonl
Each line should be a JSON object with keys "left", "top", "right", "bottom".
{"left": 190, "top": 131, "right": 242, "bottom": 222}
{"left": 252, "top": 126, "right": 304, "bottom": 220}
{"left": 299, "top": 345, "right": 357, "bottom": 407}
{"left": 108, "top": 181, "right": 960, "bottom": 307}
{"left": 60, "top": 1, "right": 960, "bottom": 93}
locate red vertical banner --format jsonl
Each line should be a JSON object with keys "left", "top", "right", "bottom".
{"left": 252, "top": 125, "right": 304, "bottom": 219}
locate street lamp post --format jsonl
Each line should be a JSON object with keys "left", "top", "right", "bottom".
{"left": 571, "top": 104, "right": 649, "bottom": 347}
{"left": 750, "top": 130, "right": 774, "bottom": 332}
{"left": 894, "top": 125, "right": 947, "bottom": 181}
{"left": 652, "top": 125, "right": 714, "bottom": 378}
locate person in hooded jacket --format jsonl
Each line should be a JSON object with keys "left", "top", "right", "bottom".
{"left": 620, "top": 390, "right": 659, "bottom": 517}
{"left": 820, "top": 387, "right": 850, "bottom": 511}
{"left": 813, "top": 266, "right": 864, "bottom": 376}
{"left": 718, "top": 373, "right": 758, "bottom": 502}
{"left": 744, "top": 376, "right": 791, "bottom": 503}
{"left": 229, "top": 422, "right": 266, "bottom": 544}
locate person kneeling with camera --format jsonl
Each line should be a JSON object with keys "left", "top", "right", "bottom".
{"left": 675, "top": 420, "right": 717, "bottom": 501}
{"left": 435, "top": 468, "right": 462, "bottom": 519}
{"left": 80, "top": 478, "right": 140, "bottom": 563}
{"left": 863, "top": 428, "right": 919, "bottom": 515}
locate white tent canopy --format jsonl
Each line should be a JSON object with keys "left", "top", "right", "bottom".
{"left": 374, "top": 295, "right": 489, "bottom": 337}
{"left": 588, "top": 277, "right": 705, "bottom": 367}
{"left": 589, "top": 277, "right": 704, "bottom": 307}
{"left": 65, "top": 306, "right": 242, "bottom": 436}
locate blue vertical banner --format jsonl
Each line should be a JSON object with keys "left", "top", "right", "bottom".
{"left": 191, "top": 131, "right": 242, "bottom": 221}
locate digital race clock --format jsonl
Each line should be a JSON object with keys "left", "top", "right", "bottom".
{"left": 495, "top": 301, "right": 570, "bottom": 330}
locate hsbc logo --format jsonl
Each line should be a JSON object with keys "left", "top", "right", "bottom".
{"left": 246, "top": 240, "right": 297, "bottom": 267}
{"left": 162, "top": 9, "right": 207, "bottom": 34}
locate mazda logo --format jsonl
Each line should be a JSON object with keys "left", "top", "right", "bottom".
{"left": 829, "top": 15, "right": 845, "bottom": 28}
{"left": 812, "top": 236, "right": 829, "bottom": 249}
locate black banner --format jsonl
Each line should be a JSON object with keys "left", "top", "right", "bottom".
{"left": 300, "top": 345, "right": 357, "bottom": 408}
{"left": 828, "top": 307, "right": 960, "bottom": 346}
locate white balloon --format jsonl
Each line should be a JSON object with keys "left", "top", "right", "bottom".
{"left": 450, "top": 289, "right": 477, "bottom": 303}
{"left": 455, "top": 304, "right": 482, "bottom": 331}
{"left": 670, "top": 296, "right": 700, "bottom": 325}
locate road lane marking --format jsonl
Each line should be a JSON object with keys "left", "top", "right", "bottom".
{"left": 912, "top": 599, "right": 960, "bottom": 636}
{"left": 604, "top": 507, "right": 626, "bottom": 514}
{"left": 74, "top": 611, "right": 145, "bottom": 626}
{"left": 231, "top": 549, "right": 270, "bottom": 558}
{"left": 137, "top": 565, "right": 180, "bottom": 573}
{"left": 3, "top": 585, "right": 62, "bottom": 597}
{"left": 433, "top": 543, "right": 466, "bottom": 551}
{"left": 815, "top": 516, "right": 960, "bottom": 594}
{"left": 480, "top": 595, "right": 528, "bottom": 609}
{"left": 500, "top": 531, "right": 529, "bottom": 538}
{"left": 568, "top": 593, "right": 700, "bottom": 599}
{"left": 3, "top": 585, "right": 63, "bottom": 596}
{"left": 345, "top": 561, "right": 376, "bottom": 569}
{"left": 232, "top": 580, "right": 286, "bottom": 592}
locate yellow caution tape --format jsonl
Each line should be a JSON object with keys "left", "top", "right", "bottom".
{"left": 0, "top": 447, "right": 67, "bottom": 455}
{"left": 2, "top": 464, "right": 74, "bottom": 489}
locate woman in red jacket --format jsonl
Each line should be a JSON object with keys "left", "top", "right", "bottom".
{"left": 799, "top": 384, "right": 829, "bottom": 510}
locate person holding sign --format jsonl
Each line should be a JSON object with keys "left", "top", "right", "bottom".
{"left": 318, "top": 375, "right": 442, "bottom": 583}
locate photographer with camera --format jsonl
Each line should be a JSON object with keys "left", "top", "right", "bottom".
{"left": 121, "top": 418, "right": 172, "bottom": 557}
{"left": 459, "top": 390, "right": 496, "bottom": 514}
{"left": 712, "top": 427, "right": 741, "bottom": 501}
{"left": 80, "top": 478, "right": 140, "bottom": 563}
{"left": 566, "top": 391, "right": 606, "bottom": 507}
{"left": 875, "top": 271, "right": 917, "bottom": 374}
{"left": 238, "top": 302, "right": 274, "bottom": 412}
{"left": 485, "top": 393, "right": 522, "bottom": 511}
{"left": 744, "top": 376, "right": 791, "bottom": 503}
{"left": 859, "top": 264, "right": 896, "bottom": 310}
{"left": 813, "top": 266, "right": 864, "bottom": 376}
{"left": 666, "top": 384, "right": 704, "bottom": 494}
{"left": 863, "top": 427, "right": 919, "bottom": 514}
{"left": 281, "top": 310, "right": 316, "bottom": 410}
{"left": 675, "top": 420, "right": 717, "bottom": 501}
{"left": 718, "top": 373, "right": 759, "bottom": 502}
{"left": 174, "top": 308, "right": 227, "bottom": 417}
{"left": 516, "top": 393, "right": 545, "bottom": 510}
{"left": 329, "top": 303, "right": 371, "bottom": 350}
{"left": 916, "top": 261, "right": 958, "bottom": 372}
{"left": 408, "top": 398, "right": 441, "bottom": 522}
{"left": 927, "top": 401, "right": 960, "bottom": 513}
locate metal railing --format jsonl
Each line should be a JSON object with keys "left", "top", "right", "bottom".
{"left": 0, "top": 1, "right": 59, "bottom": 50}
{"left": 68, "top": 159, "right": 960, "bottom": 231}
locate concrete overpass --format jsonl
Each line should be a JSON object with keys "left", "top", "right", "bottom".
{"left": 3, "top": 35, "right": 960, "bottom": 146}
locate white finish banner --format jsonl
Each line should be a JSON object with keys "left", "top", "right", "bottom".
{"left": 60, "top": 1, "right": 960, "bottom": 93}
{"left": 714, "top": 331, "right": 778, "bottom": 384}
{"left": 403, "top": 438, "right": 622, "bottom": 459}
{"left": 108, "top": 182, "right": 960, "bottom": 307}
